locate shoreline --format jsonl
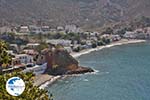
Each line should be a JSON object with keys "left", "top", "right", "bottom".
{"left": 38, "top": 75, "right": 62, "bottom": 89}
{"left": 71, "top": 39, "right": 146, "bottom": 58}
{"left": 38, "top": 39, "right": 146, "bottom": 89}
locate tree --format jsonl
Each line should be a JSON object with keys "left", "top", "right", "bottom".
{"left": 53, "top": 33, "right": 62, "bottom": 39}
{"left": 36, "top": 42, "right": 49, "bottom": 53}
{"left": 91, "top": 42, "right": 97, "bottom": 48}
{"left": 102, "top": 27, "right": 114, "bottom": 34}
{"left": 97, "top": 40, "right": 105, "bottom": 46}
{"left": 0, "top": 72, "right": 51, "bottom": 100}
{"left": 102, "top": 38, "right": 111, "bottom": 44}
{"left": 73, "top": 46, "right": 80, "bottom": 52}
{"left": 0, "top": 40, "right": 12, "bottom": 74}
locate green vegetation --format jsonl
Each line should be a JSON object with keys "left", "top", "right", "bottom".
{"left": 0, "top": 41, "right": 52, "bottom": 100}
{"left": 102, "top": 27, "right": 114, "bottom": 35}
{"left": 0, "top": 72, "right": 51, "bottom": 100}
{"left": 97, "top": 40, "right": 105, "bottom": 46}
{"left": 132, "top": 16, "right": 150, "bottom": 28}
{"left": 0, "top": 40, "right": 12, "bottom": 74}
{"left": 101, "top": 38, "right": 111, "bottom": 44}
{"left": 91, "top": 42, "right": 97, "bottom": 48}
{"left": 73, "top": 46, "right": 80, "bottom": 52}
{"left": 1, "top": 32, "right": 28, "bottom": 45}
{"left": 36, "top": 42, "right": 49, "bottom": 53}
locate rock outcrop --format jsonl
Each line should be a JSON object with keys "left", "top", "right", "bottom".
{"left": 43, "top": 48, "right": 94, "bottom": 75}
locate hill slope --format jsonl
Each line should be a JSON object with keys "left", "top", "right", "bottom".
{"left": 0, "top": 0, "right": 150, "bottom": 29}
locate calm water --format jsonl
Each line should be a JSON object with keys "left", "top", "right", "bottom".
{"left": 47, "top": 42, "right": 150, "bottom": 100}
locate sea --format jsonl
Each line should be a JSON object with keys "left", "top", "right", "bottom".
{"left": 47, "top": 42, "right": 150, "bottom": 100}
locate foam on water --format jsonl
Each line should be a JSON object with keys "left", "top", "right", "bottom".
{"left": 83, "top": 79, "right": 89, "bottom": 82}
{"left": 47, "top": 41, "right": 149, "bottom": 100}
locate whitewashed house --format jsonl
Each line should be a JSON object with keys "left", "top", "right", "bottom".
{"left": 15, "top": 54, "right": 34, "bottom": 64}
{"left": 65, "top": 24, "right": 82, "bottom": 33}
{"left": 19, "top": 26, "right": 30, "bottom": 34}
{"left": 85, "top": 40, "right": 92, "bottom": 48}
{"left": 23, "top": 63, "right": 47, "bottom": 75}
{"left": 65, "top": 25, "right": 77, "bottom": 33}
{"left": 46, "top": 39, "right": 71, "bottom": 46}
{"left": 27, "top": 43, "right": 40, "bottom": 48}
{"left": 123, "top": 31, "right": 137, "bottom": 39}
{"left": 64, "top": 47, "right": 72, "bottom": 53}
{"left": 110, "top": 35, "right": 121, "bottom": 41}
{"left": 41, "top": 26, "right": 50, "bottom": 34}
{"left": 57, "top": 26, "right": 64, "bottom": 31}
{"left": 29, "top": 25, "right": 43, "bottom": 34}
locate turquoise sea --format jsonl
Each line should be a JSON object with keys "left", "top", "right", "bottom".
{"left": 47, "top": 42, "right": 150, "bottom": 100}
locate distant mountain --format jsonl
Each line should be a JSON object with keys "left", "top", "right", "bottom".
{"left": 0, "top": 0, "right": 150, "bottom": 29}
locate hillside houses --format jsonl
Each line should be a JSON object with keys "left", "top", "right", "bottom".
{"left": 46, "top": 39, "right": 72, "bottom": 46}
{"left": 0, "top": 24, "right": 84, "bottom": 35}
{"left": 19, "top": 26, "right": 30, "bottom": 34}
{"left": 26, "top": 43, "right": 40, "bottom": 49}
{"left": 29, "top": 25, "right": 43, "bottom": 34}
{"left": 65, "top": 25, "right": 82, "bottom": 33}
{"left": 123, "top": 27, "right": 150, "bottom": 39}
{"left": 15, "top": 54, "right": 34, "bottom": 64}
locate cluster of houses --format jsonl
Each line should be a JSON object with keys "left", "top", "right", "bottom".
{"left": 45, "top": 31, "right": 122, "bottom": 52}
{"left": 3, "top": 24, "right": 150, "bottom": 74}
{"left": 3, "top": 43, "right": 47, "bottom": 74}
{"left": 0, "top": 24, "right": 83, "bottom": 35}
{"left": 3, "top": 30, "right": 122, "bottom": 72}
{"left": 123, "top": 27, "right": 150, "bottom": 39}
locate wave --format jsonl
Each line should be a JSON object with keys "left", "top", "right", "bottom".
{"left": 40, "top": 40, "right": 146, "bottom": 89}
{"left": 39, "top": 76, "right": 61, "bottom": 89}
{"left": 83, "top": 79, "right": 89, "bottom": 82}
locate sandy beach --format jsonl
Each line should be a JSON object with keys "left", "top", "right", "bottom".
{"left": 37, "top": 39, "right": 146, "bottom": 89}
{"left": 34, "top": 74, "right": 62, "bottom": 89}
{"left": 71, "top": 39, "right": 146, "bottom": 58}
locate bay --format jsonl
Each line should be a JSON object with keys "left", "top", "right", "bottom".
{"left": 47, "top": 42, "right": 150, "bottom": 100}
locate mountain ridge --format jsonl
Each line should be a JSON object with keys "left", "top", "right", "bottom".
{"left": 0, "top": 0, "right": 150, "bottom": 29}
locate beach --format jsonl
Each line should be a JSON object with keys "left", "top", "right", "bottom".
{"left": 37, "top": 39, "right": 146, "bottom": 89}
{"left": 48, "top": 39, "right": 150, "bottom": 100}
{"left": 71, "top": 39, "right": 146, "bottom": 58}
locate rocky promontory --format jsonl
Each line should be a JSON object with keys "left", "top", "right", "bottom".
{"left": 42, "top": 46, "right": 94, "bottom": 75}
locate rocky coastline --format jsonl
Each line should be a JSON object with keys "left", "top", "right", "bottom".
{"left": 34, "top": 39, "right": 146, "bottom": 89}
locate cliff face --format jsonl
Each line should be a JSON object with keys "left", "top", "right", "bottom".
{"left": 43, "top": 49, "right": 93, "bottom": 75}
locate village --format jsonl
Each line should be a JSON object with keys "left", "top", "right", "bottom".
{"left": 1, "top": 23, "right": 150, "bottom": 75}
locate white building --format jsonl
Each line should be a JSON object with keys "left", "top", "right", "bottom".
{"left": 19, "top": 26, "right": 30, "bottom": 33}
{"left": 29, "top": 25, "right": 43, "bottom": 34}
{"left": 146, "top": 27, "right": 150, "bottom": 33}
{"left": 9, "top": 44, "right": 19, "bottom": 53}
{"left": 57, "top": 26, "right": 64, "bottom": 31}
{"left": 41, "top": 26, "right": 50, "bottom": 34}
{"left": 15, "top": 54, "right": 34, "bottom": 64}
{"left": 101, "top": 34, "right": 110, "bottom": 38}
{"left": 64, "top": 47, "right": 72, "bottom": 53}
{"left": 46, "top": 39, "right": 71, "bottom": 46}
{"left": 27, "top": 43, "right": 40, "bottom": 48}
{"left": 65, "top": 25, "right": 81, "bottom": 33}
{"left": 110, "top": 35, "right": 121, "bottom": 41}
{"left": 23, "top": 63, "right": 47, "bottom": 75}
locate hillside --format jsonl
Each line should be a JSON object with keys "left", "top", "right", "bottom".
{"left": 0, "top": 0, "right": 150, "bottom": 29}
